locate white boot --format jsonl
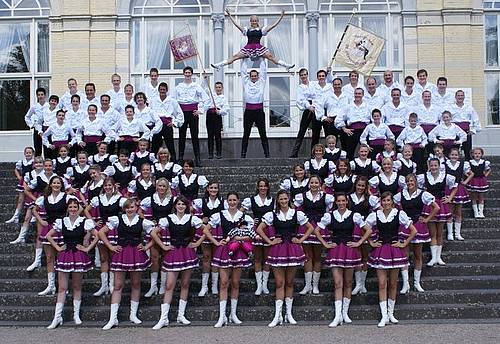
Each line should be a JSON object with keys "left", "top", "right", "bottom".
{"left": 328, "top": 300, "right": 343, "bottom": 327}
{"left": 159, "top": 271, "right": 167, "bottom": 295}
{"left": 102, "top": 303, "right": 119, "bottom": 330}
{"left": 93, "top": 272, "right": 109, "bottom": 296}
{"left": 400, "top": 269, "right": 410, "bottom": 294}
{"left": 454, "top": 222, "right": 464, "bottom": 240}
{"left": 26, "top": 248, "right": 43, "bottom": 271}
{"left": 198, "top": 272, "right": 209, "bottom": 297}
{"left": 377, "top": 301, "right": 389, "bottom": 327}
{"left": 427, "top": 245, "right": 437, "bottom": 267}
{"left": 211, "top": 272, "right": 219, "bottom": 295}
{"left": 387, "top": 298, "right": 399, "bottom": 324}
{"left": 359, "top": 271, "right": 368, "bottom": 293}
{"left": 472, "top": 204, "right": 479, "bottom": 218}
{"left": 436, "top": 245, "right": 446, "bottom": 265}
{"left": 38, "top": 272, "right": 56, "bottom": 296}
{"left": 214, "top": 300, "right": 228, "bottom": 328}
{"left": 73, "top": 299, "right": 82, "bottom": 325}
{"left": 109, "top": 272, "right": 114, "bottom": 293}
{"left": 176, "top": 299, "right": 191, "bottom": 325}
{"left": 413, "top": 269, "right": 425, "bottom": 292}
{"left": 145, "top": 272, "right": 158, "bottom": 298}
{"left": 478, "top": 203, "right": 485, "bottom": 218}
{"left": 277, "top": 59, "right": 295, "bottom": 71}
{"left": 268, "top": 300, "right": 283, "bottom": 327}
{"left": 342, "top": 297, "right": 352, "bottom": 323}
{"left": 10, "top": 225, "right": 28, "bottom": 244}
{"left": 351, "top": 271, "right": 363, "bottom": 295}
{"left": 230, "top": 298, "right": 242, "bottom": 324}
{"left": 211, "top": 60, "right": 227, "bottom": 71}
{"left": 446, "top": 222, "right": 454, "bottom": 241}
{"left": 254, "top": 271, "right": 263, "bottom": 296}
{"left": 284, "top": 298, "right": 297, "bottom": 325}
{"left": 299, "top": 271, "right": 313, "bottom": 295}
{"left": 152, "top": 303, "right": 170, "bottom": 330}
{"left": 262, "top": 271, "right": 270, "bottom": 294}
{"left": 47, "top": 302, "right": 64, "bottom": 329}
{"left": 5, "top": 209, "right": 20, "bottom": 224}
{"left": 312, "top": 271, "right": 321, "bottom": 294}
{"left": 94, "top": 249, "right": 101, "bottom": 268}
{"left": 129, "top": 301, "right": 142, "bottom": 324}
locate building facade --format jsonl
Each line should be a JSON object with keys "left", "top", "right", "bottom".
{"left": 0, "top": 0, "right": 496, "bottom": 160}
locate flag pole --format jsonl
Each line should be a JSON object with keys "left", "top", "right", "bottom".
{"left": 327, "top": 7, "right": 357, "bottom": 70}
{"left": 186, "top": 22, "right": 217, "bottom": 110}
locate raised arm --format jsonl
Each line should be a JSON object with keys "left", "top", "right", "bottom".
{"left": 266, "top": 10, "right": 285, "bottom": 33}
{"left": 226, "top": 9, "right": 244, "bottom": 33}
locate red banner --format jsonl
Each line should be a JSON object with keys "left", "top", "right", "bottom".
{"left": 169, "top": 35, "right": 198, "bottom": 62}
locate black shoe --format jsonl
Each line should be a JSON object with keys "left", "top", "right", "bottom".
{"left": 240, "top": 153, "right": 246, "bottom": 158}
{"left": 289, "top": 153, "right": 298, "bottom": 158}
{"left": 195, "top": 157, "right": 202, "bottom": 167}
{"left": 208, "top": 153, "right": 214, "bottom": 159}
{"left": 215, "top": 153, "right": 222, "bottom": 159}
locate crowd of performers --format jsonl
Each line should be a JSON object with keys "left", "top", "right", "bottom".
{"left": 5, "top": 129, "right": 491, "bottom": 329}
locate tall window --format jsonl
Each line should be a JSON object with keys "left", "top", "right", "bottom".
{"left": 319, "top": 0, "right": 402, "bottom": 84}
{"left": 0, "top": 0, "right": 50, "bottom": 130}
{"left": 484, "top": 1, "right": 500, "bottom": 124}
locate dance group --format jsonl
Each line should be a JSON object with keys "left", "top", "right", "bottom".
{"left": 5, "top": 11, "right": 493, "bottom": 331}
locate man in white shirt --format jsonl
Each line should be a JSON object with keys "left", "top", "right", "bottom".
{"left": 240, "top": 57, "right": 269, "bottom": 158}
{"left": 364, "top": 77, "right": 386, "bottom": 113}
{"left": 377, "top": 70, "right": 401, "bottom": 100}
{"left": 60, "top": 78, "right": 85, "bottom": 111}
{"left": 432, "top": 76, "right": 454, "bottom": 112}
{"left": 401, "top": 75, "right": 421, "bottom": 109}
{"left": 98, "top": 94, "right": 121, "bottom": 154}
{"left": 318, "top": 77, "right": 349, "bottom": 144}
{"left": 414, "top": 69, "right": 437, "bottom": 95}
{"left": 81, "top": 83, "right": 100, "bottom": 112}
{"left": 205, "top": 81, "right": 230, "bottom": 159}
{"left": 25, "top": 87, "right": 48, "bottom": 156}
{"left": 309, "top": 69, "right": 334, "bottom": 148}
{"left": 290, "top": 68, "right": 315, "bottom": 158}
{"left": 381, "top": 88, "right": 411, "bottom": 139}
{"left": 449, "top": 90, "right": 481, "bottom": 157}
{"left": 107, "top": 73, "right": 126, "bottom": 110}
{"left": 341, "top": 70, "right": 365, "bottom": 99}
{"left": 144, "top": 68, "right": 160, "bottom": 101}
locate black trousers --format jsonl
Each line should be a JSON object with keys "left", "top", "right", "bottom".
{"left": 206, "top": 111, "right": 223, "bottom": 156}
{"left": 463, "top": 133, "right": 473, "bottom": 159}
{"left": 341, "top": 128, "right": 364, "bottom": 160}
{"left": 178, "top": 110, "right": 200, "bottom": 159}
{"left": 118, "top": 140, "right": 138, "bottom": 155}
{"left": 411, "top": 146, "right": 427, "bottom": 174}
{"left": 152, "top": 123, "right": 177, "bottom": 162}
{"left": 242, "top": 108, "right": 268, "bottom": 156}
{"left": 291, "top": 110, "right": 315, "bottom": 154}
{"left": 33, "top": 130, "right": 43, "bottom": 156}
{"left": 323, "top": 120, "right": 342, "bottom": 142}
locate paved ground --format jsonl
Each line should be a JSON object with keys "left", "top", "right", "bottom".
{"left": 1, "top": 323, "right": 499, "bottom": 344}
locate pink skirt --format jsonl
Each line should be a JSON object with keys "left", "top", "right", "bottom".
{"left": 266, "top": 241, "right": 306, "bottom": 267}
{"left": 253, "top": 224, "right": 274, "bottom": 247}
{"left": 15, "top": 178, "right": 25, "bottom": 192}
{"left": 445, "top": 184, "right": 470, "bottom": 204}
{"left": 240, "top": 43, "right": 269, "bottom": 59}
{"left": 56, "top": 248, "right": 93, "bottom": 273}
{"left": 24, "top": 191, "right": 40, "bottom": 208}
{"left": 422, "top": 198, "right": 451, "bottom": 222}
{"left": 40, "top": 223, "right": 64, "bottom": 245}
{"left": 368, "top": 243, "right": 408, "bottom": 269}
{"left": 298, "top": 220, "right": 322, "bottom": 245}
{"left": 110, "top": 245, "right": 151, "bottom": 271}
{"left": 324, "top": 243, "right": 362, "bottom": 269}
{"left": 399, "top": 222, "right": 430, "bottom": 244}
{"left": 162, "top": 246, "right": 199, "bottom": 272}
{"left": 466, "top": 176, "right": 489, "bottom": 193}
{"left": 195, "top": 225, "right": 222, "bottom": 245}
{"left": 212, "top": 244, "right": 252, "bottom": 269}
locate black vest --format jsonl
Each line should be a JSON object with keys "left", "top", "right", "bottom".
{"left": 54, "top": 157, "right": 73, "bottom": 177}
{"left": 377, "top": 174, "right": 399, "bottom": 195}
{"left": 398, "top": 160, "right": 414, "bottom": 178}
{"left": 349, "top": 194, "right": 370, "bottom": 218}
{"left": 273, "top": 211, "right": 298, "bottom": 243}
{"left": 44, "top": 195, "right": 68, "bottom": 223}
{"left": 136, "top": 179, "right": 155, "bottom": 200}
{"left": 132, "top": 152, "right": 153, "bottom": 170}
{"left": 376, "top": 211, "right": 400, "bottom": 244}
{"left": 400, "top": 191, "right": 425, "bottom": 222}
{"left": 117, "top": 216, "right": 143, "bottom": 246}
{"left": 445, "top": 160, "right": 464, "bottom": 181}
{"left": 250, "top": 196, "right": 274, "bottom": 225}
{"left": 288, "top": 178, "right": 308, "bottom": 199}
{"left": 150, "top": 196, "right": 174, "bottom": 221}
{"left": 331, "top": 175, "right": 354, "bottom": 194}
{"left": 98, "top": 195, "right": 122, "bottom": 221}
{"left": 87, "top": 182, "right": 103, "bottom": 201}
{"left": 328, "top": 211, "right": 355, "bottom": 244}
{"left": 246, "top": 29, "right": 263, "bottom": 44}
{"left": 62, "top": 218, "right": 86, "bottom": 249}
{"left": 93, "top": 154, "right": 112, "bottom": 171}
{"left": 154, "top": 163, "right": 177, "bottom": 181}
{"left": 111, "top": 164, "right": 133, "bottom": 187}
{"left": 202, "top": 198, "right": 225, "bottom": 218}
{"left": 309, "top": 159, "right": 329, "bottom": 180}
{"left": 302, "top": 192, "right": 326, "bottom": 223}
{"left": 424, "top": 173, "right": 446, "bottom": 198}
{"left": 71, "top": 166, "right": 90, "bottom": 189}
{"left": 167, "top": 215, "right": 193, "bottom": 248}
{"left": 469, "top": 160, "right": 486, "bottom": 177}
{"left": 353, "top": 159, "right": 375, "bottom": 178}
{"left": 178, "top": 175, "right": 200, "bottom": 200}
{"left": 220, "top": 211, "right": 246, "bottom": 237}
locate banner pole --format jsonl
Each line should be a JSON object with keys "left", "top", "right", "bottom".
{"left": 327, "top": 7, "right": 357, "bottom": 70}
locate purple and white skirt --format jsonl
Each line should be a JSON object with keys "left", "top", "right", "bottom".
{"left": 240, "top": 43, "right": 269, "bottom": 59}
{"left": 253, "top": 224, "right": 274, "bottom": 247}
{"left": 446, "top": 184, "right": 470, "bottom": 204}
{"left": 212, "top": 244, "right": 252, "bottom": 269}
{"left": 15, "top": 178, "right": 25, "bottom": 193}
{"left": 110, "top": 245, "right": 151, "bottom": 271}
{"left": 195, "top": 225, "right": 222, "bottom": 245}
{"left": 55, "top": 247, "right": 93, "bottom": 273}
{"left": 298, "top": 220, "right": 322, "bottom": 245}
{"left": 466, "top": 176, "right": 489, "bottom": 193}
{"left": 266, "top": 240, "right": 306, "bottom": 267}
{"left": 162, "top": 246, "right": 199, "bottom": 272}
{"left": 40, "top": 223, "right": 64, "bottom": 245}
{"left": 324, "top": 243, "right": 362, "bottom": 269}
{"left": 368, "top": 243, "right": 408, "bottom": 269}
{"left": 422, "top": 198, "right": 451, "bottom": 222}
{"left": 399, "top": 222, "right": 430, "bottom": 244}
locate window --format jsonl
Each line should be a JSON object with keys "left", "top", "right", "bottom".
{"left": 0, "top": 0, "right": 50, "bottom": 130}
{"left": 484, "top": 1, "right": 500, "bottom": 124}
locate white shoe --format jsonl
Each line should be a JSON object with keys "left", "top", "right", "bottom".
{"left": 387, "top": 299, "right": 399, "bottom": 324}
{"left": 446, "top": 222, "right": 454, "bottom": 241}
{"left": 472, "top": 204, "right": 480, "bottom": 218}
{"left": 73, "top": 299, "right": 82, "bottom": 325}
{"left": 312, "top": 271, "right": 321, "bottom": 294}
{"left": 5, "top": 210, "right": 20, "bottom": 224}
{"left": 198, "top": 273, "right": 209, "bottom": 297}
{"left": 359, "top": 271, "right": 368, "bottom": 294}
{"left": 455, "top": 222, "right": 464, "bottom": 240}
{"left": 47, "top": 302, "right": 64, "bottom": 329}
{"left": 214, "top": 300, "right": 228, "bottom": 328}
{"left": 144, "top": 272, "right": 158, "bottom": 298}
{"left": 159, "top": 272, "right": 167, "bottom": 295}
{"left": 94, "top": 249, "right": 101, "bottom": 268}
{"left": 413, "top": 270, "right": 425, "bottom": 292}
{"left": 93, "top": 272, "right": 109, "bottom": 296}
{"left": 152, "top": 303, "right": 170, "bottom": 330}
{"left": 377, "top": 301, "right": 389, "bottom": 328}
{"left": 254, "top": 271, "right": 263, "bottom": 296}
{"left": 27, "top": 248, "right": 43, "bottom": 271}
{"left": 38, "top": 272, "right": 56, "bottom": 296}
{"left": 328, "top": 300, "right": 343, "bottom": 327}
{"left": 436, "top": 245, "right": 446, "bottom": 265}
{"left": 109, "top": 272, "right": 114, "bottom": 293}
{"left": 230, "top": 299, "right": 242, "bottom": 325}
{"left": 262, "top": 271, "right": 270, "bottom": 294}
{"left": 10, "top": 225, "right": 28, "bottom": 244}
{"left": 478, "top": 204, "right": 485, "bottom": 218}
{"left": 176, "top": 299, "right": 191, "bottom": 325}
{"left": 351, "top": 271, "right": 363, "bottom": 295}
{"left": 211, "top": 272, "right": 219, "bottom": 295}
{"left": 427, "top": 246, "right": 438, "bottom": 267}
{"left": 400, "top": 270, "right": 410, "bottom": 294}
{"left": 102, "top": 304, "right": 119, "bottom": 330}
{"left": 284, "top": 298, "right": 297, "bottom": 325}
{"left": 342, "top": 298, "right": 352, "bottom": 323}
{"left": 299, "top": 272, "right": 312, "bottom": 295}
{"left": 129, "top": 301, "right": 142, "bottom": 324}
{"left": 268, "top": 300, "right": 283, "bottom": 328}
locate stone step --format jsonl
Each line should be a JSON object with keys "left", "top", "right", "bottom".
{"left": 1, "top": 289, "right": 499, "bottom": 308}
{"left": 1, "top": 302, "right": 500, "bottom": 323}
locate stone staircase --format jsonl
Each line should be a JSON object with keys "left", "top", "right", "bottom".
{"left": 0, "top": 158, "right": 499, "bottom": 326}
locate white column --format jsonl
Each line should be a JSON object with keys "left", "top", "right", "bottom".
{"left": 305, "top": 11, "right": 320, "bottom": 74}
{"left": 212, "top": 13, "right": 225, "bottom": 82}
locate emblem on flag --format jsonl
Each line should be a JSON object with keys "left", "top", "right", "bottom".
{"left": 335, "top": 24, "right": 385, "bottom": 76}
{"left": 169, "top": 35, "right": 198, "bottom": 62}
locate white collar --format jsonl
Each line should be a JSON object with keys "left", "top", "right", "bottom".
{"left": 99, "top": 193, "right": 121, "bottom": 206}
{"left": 221, "top": 209, "right": 243, "bottom": 222}
{"left": 63, "top": 216, "right": 85, "bottom": 231}
{"left": 47, "top": 192, "right": 65, "bottom": 203}
{"left": 181, "top": 174, "right": 197, "bottom": 185}
{"left": 425, "top": 171, "right": 445, "bottom": 184}
{"left": 332, "top": 209, "right": 352, "bottom": 222}
{"left": 205, "top": 197, "right": 221, "bottom": 209}
{"left": 470, "top": 159, "right": 484, "bottom": 166}
{"left": 253, "top": 195, "right": 273, "bottom": 207}
{"left": 310, "top": 158, "right": 327, "bottom": 169}
{"left": 121, "top": 214, "right": 140, "bottom": 226}
{"left": 402, "top": 188, "right": 422, "bottom": 199}
{"left": 376, "top": 208, "right": 398, "bottom": 222}
{"left": 305, "top": 190, "right": 323, "bottom": 202}
{"left": 349, "top": 193, "right": 365, "bottom": 204}
{"left": 74, "top": 164, "right": 89, "bottom": 173}
{"left": 355, "top": 158, "right": 371, "bottom": 167}
{"left": 153, "top": 193, "right": 173, "bottom": 205}
{"left": 168, "top": 213, "right": 191, "bottom": 224}
{"left": 379, "top": 172, "right": 398, "bottom": 184}
{"left": 93, "top": 154, "right": 108, "bottom": 162}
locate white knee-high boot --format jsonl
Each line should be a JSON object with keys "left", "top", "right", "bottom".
{"left": 312, "top": 271, "right": 321, "bottom": 294}
{"left": 436, "top": 246, "right": 446, "bottom": 265}
{"left": 26, "top": 247, "right": 43, "bottom": 271}
{"left": 211, "top": 272, "right": 219, "bottom": 294}
{"left": 93, "top": 272, "right": 109, "bottom": 296}
{"left": 472, "top": 204, "right": 479, "bottom": 218}
{"left": 152, "top": 303, "right": 170, "bottom": 330}
{"left": 129, "top": 300, "right": 142, "bottom": 324}
{"left": 73, "top": 299, "right": 82, "bottom": 325}
{"left": 454, "top": 222, "right": 464, "bottom": 240}
{"left": 284, "top": 298, "right": 297, "bottom": 325}
{"left": 413, "top": 269, "right": 425, "bottom": 292}
{"left": 277, "top": 59, "right": 295, "bottom": 71}
{"left": 109, "top": 272, "right": 114, "bottom": 293}
{"left": 102, "top": 303, "right": 119, "bottom": 330}
{"left": 268, "top": 300, "right": 283, "bottom": 328}
{"left": 427, "top": 245, "right": 438, "bottom": 267}
{"left": 478, "top": 203, "right": 485, "bottom": 218}
{"left": 387, "top": 298, "right": 399, "bottom": 324}
{"left": 145, "top": 272, "right": 158, "bottom": 297}
{"left": 177, "top": 299, "right": 191, "bottom": 325}
{"left": 299, "top": 271, "right": 312, "bottom": 295}
{"left": 214, "top": 300, "right": 228, "bottom": 328}
{"left": 198, "top": 272, "right": 209, "bottom": 297}
{"left": 159, "top": 271, "right": 167, "bottom": 295}
{"left": 230, "top": 298, "right": 242, "bottom": 324}
{"left": 47, "top": 302, "right": 64, "bottom": 329}
{"left": 10, "top": 224, "right": 28, "bottom": 244}
{"left": 262, "top": 270, "right": 270, "bottom": 294}
{"left": 342, "top": 297, "right": 352, "bottom": 323}
{"left": 38, "top": 271, "right": 56, "bottom": 296}
{"left": 446, "top": 222, "right": 454, "bottom": 241}
{"left": 400, "top": 269, "right": 410, "bottom": 294}
{"left": 254, "top": 271, "right": 263, "bottom": 295}
{"left": 329, "top": 300, "right": 343, "bottom": 327}
{"left": 377, "top": 301, "right": 389, "bottom": 327}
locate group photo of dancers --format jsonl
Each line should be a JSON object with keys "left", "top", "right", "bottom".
{"left": 5, "top": 9, "right": 492, "bottom": 331}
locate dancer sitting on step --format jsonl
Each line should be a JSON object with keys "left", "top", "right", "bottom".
{"left": 211, "top": 10, "right": 294, "bottom": 71}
